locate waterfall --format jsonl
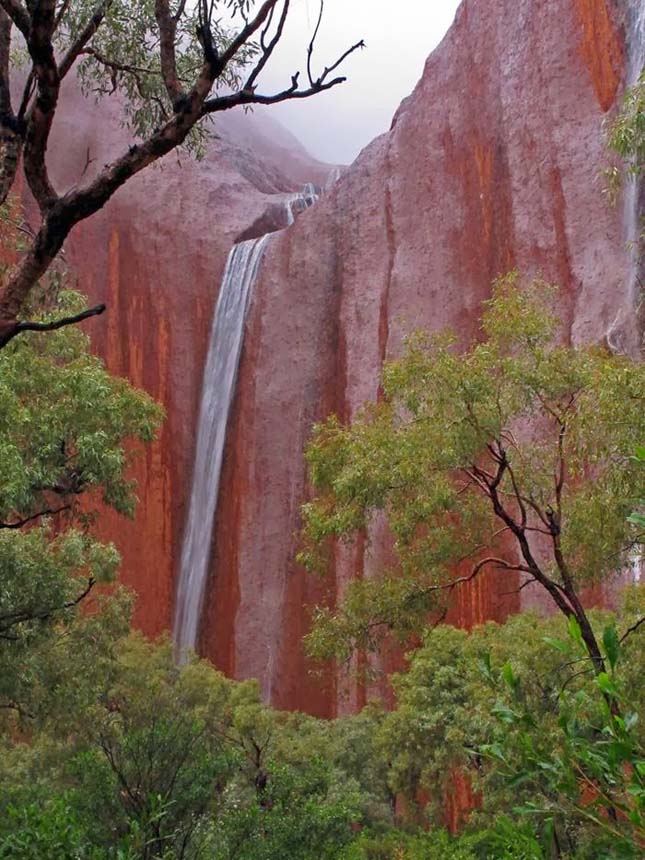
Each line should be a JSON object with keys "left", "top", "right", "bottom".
{"left": 607, "top": 4, "right": 644, "bottom": 355}
{"left": 325, "top": 166, "right": 343, "bottom": 189}
{"left": 174, "top": 185, "right": 319, "bottom": 660}
{"left": 625, "top": 2, "right": 645, "bottom": 320}
{"left": 173, "top": 235, "right": 270, "bottom": 660}
{"left": 285, "top": 183, "right": 319, "bottom": 225}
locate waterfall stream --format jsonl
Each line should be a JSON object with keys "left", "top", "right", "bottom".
{"left": 625, "top": 2, "right": 645, "bottom": 322}
{"left": 174, "top": 187, "right": 319, "bottom": 660}
{"left": 607, "top": 3, "right": 644, "bottom": 355}
{"left": 173, "top": 235, "right": 270, "bottom": 660}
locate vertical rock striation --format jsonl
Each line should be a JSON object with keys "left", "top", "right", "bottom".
{"left": 12, "top": 0, "right": 640, "bottom": 716}
{"left": 205, "top": 0, "right": 638, "bottom": 715}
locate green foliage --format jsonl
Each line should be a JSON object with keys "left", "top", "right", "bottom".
{"left": 300, "top": 276, "right": 645, "bottom": 661}
{"left": 0, "top": 288, "right": 162, "bottom": 518}
{"left": 340, "top": 820, "right": 546, "bottom": 860}
{"left": 0, "top": 793, "right": 104, "bottom": 860}
{"left": 0, "top": 286, "right": 162, "bottom": 723}
{"left": 51, "top": 1, "right": 259, "bottom": 155}
{"left": 481, "top": 619, "right": 645, "bottom": 858}
{"left": 369, "top": 601, "right": 644, "bottom": 856}
{"left": 605, "top": 68, "right": 645, "bottom": 199}
{"left": 0, "top": 635, "right": 364, "bottom": 860}
{"left": 627, "top": 446, "right": 645, "bottom": 530}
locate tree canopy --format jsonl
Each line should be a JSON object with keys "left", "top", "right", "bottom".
{"left": 301, "top": 276, "right": 645, "bottom": 673}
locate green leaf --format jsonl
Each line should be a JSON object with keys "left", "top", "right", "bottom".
{"left": 596, "top": 673, "right": 618, "bottom": 697}
{"left": 602, "top": 623, "right": 620, "bottom": 671}
{"left": 567, "top": 617, "right": 584, "bottom": 650}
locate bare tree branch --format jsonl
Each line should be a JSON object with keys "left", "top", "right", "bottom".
{"left": 306, "top": 0, "right": 323, "bottom": 87}
{"left": 0, "top": 503, "right": 70, "bottom": 529}
{"left": 0, "top": 301, "right": 106, "bottom": 348}
{"left": 219, "top": 0, "right": 278, "bottom": 69}
{"left": 620, "top": 615, "right": 645, "bottom": 643}
{"left": 245, "top": 0, "right": 288, "bottom": 89}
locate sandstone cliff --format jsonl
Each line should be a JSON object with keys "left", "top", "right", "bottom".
{"left": 21, "top": 0, "right": 641, "bottom": 718}
{"left": 204, "top": 0, "right": 641, "bottom": 716}
{"left": 25, "top": 77, "right": 332, "bottom": 650}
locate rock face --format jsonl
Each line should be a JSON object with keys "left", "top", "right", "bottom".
{"left": 24, "top": 78, "right": 332, "bottom": 643}
{"left": 16, "top": 0, "right": 640, "bottom": 717}
{"left": 202, "top": 0, "right": 639, "bottom": 715}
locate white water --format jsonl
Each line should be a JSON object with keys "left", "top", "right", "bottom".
{"left": 285, "top": 183, "right": 319, "bottom": 225}
{"left": 624, "top": 2, "right": 645, "bottom": 319}
{"left": 607, "top": 4, "right": 644, "bottom": 355}
{"left": 325, "top": 167, "right": 343, "bottom": 189}
{"left": 174, "top": 186, "right": 319, "bottom": 660}
{"left": 173, "top": 235, "right": 270, "bottom": 660}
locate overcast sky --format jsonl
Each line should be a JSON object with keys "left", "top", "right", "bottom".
{"left": 254, "top": 0, "right": 462, "bottom": 165}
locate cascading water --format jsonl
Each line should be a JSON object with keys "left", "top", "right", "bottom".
{"left": 173, "top": 235, "right": 270, "bottom": 661}
{"left": 625, "top": 2, "right": 645, "bottom": 270}
{"left": 606, "top": 3, "right": 644, "bottom": 354}
{"left": 285, "top": 183, "right": 319, "bottom": 225}
{"left": 624, "top": 1, "right": 645, "bottom": 332}
{"left": 174, "top": 186, "right": 319, "bottom": 661}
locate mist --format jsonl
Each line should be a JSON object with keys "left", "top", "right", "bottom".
{"left": 252, "top": 0, "right": 462, "bottom": 165}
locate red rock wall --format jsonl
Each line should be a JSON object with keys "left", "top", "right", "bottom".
{"left": 15, "top": 79, "right": 332, "bottom": 642}
{"left": 9, "top": 0, "right": 637, "bottom": 718}
{"left": 205, "top": 0, "right": 637, "bottom": 715}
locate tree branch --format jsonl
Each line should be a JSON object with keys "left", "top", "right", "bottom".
{"left": 0, "top": 0, "right": 29, "bottom": 38}
{"left": 0, "top": 503, "right": 70, "bottom": 529}
{"left": 0, "top": 576, "right": 96, "bottom": 633}
{"left": 154, "top": 0, "right": 183, "bottom": 104}
{"left": 620, "top": 615, "right": 645, "bottom": 643}
{"left": 0, "top": 302, "right": 106, "bottom": 348}
{"left": 219, "top": 0, "right": 278, "bottom": 69}
{"left": 245, "top": 0, "right": 289, "bottom": 89}
{"left": 23, "top": 0, "right": 60, "bottom": 208}
{"left": 0, "top": 9, "right": 22, "bottom": 206}
{"left": 58, "top": 0, "right": 113, "bottom": 80}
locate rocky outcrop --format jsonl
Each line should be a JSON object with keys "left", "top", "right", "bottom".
{"left": 13, "top": 0, "right": 640, "bottom": 717}
{"left": 203, "top": 0, "right": 639, "bottom": 715}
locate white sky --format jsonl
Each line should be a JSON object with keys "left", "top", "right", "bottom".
{"left": 253, "top": 0, "right": 462, "bottom": 164}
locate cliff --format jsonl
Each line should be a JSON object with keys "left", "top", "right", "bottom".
{"left": 17, "top": 0, "right": 641, "bottom": 717}
{"left": 203, "top": 0, "right": 640, "bottom": 715}
{"left": 25, "top": 77, "right": 332, "bottom": 648}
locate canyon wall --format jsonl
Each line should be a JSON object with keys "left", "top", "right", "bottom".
{"left": 203, "top": 0, "right": 641, "bottom": 715}
{"left": 14, "top": 0, "right": 641, "bottom": 717}
{"left": 28, "top": 79, "right": 332, "bottom": 643}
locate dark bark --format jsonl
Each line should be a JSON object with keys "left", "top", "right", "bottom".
{"left": 0, "top": 0, "right": 362, "bottom": 337}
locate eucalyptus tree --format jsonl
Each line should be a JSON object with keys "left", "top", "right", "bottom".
{"left": 0, "top": 275, "right": 162, "bottom": 721}
{"left": 0, "top": 0, "right": 363, "bottom": 346}
{"left": 300, "top": 277, "right": 645, "bottom": 678}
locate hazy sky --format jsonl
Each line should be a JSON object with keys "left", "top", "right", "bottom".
{"left": 254, "top": 0, "right": 462, "bottom": 165}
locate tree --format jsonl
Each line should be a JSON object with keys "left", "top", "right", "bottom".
{"left": 481, "top": 618, "right": 644, "bottom": 859}
{"left": 0, "top": 634, "right": 364, "bottom": 860}
{"left": 0, "top": 0, "right": 363, "bottom": 346}
{"left": 300, "top": 277, "right": 645, "bottom": 682}
{"left": 0, "top": 246, "right": 161, "bottom": 719}
{"left": 375, "top": 604, "right": 644, "bottom": 855}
